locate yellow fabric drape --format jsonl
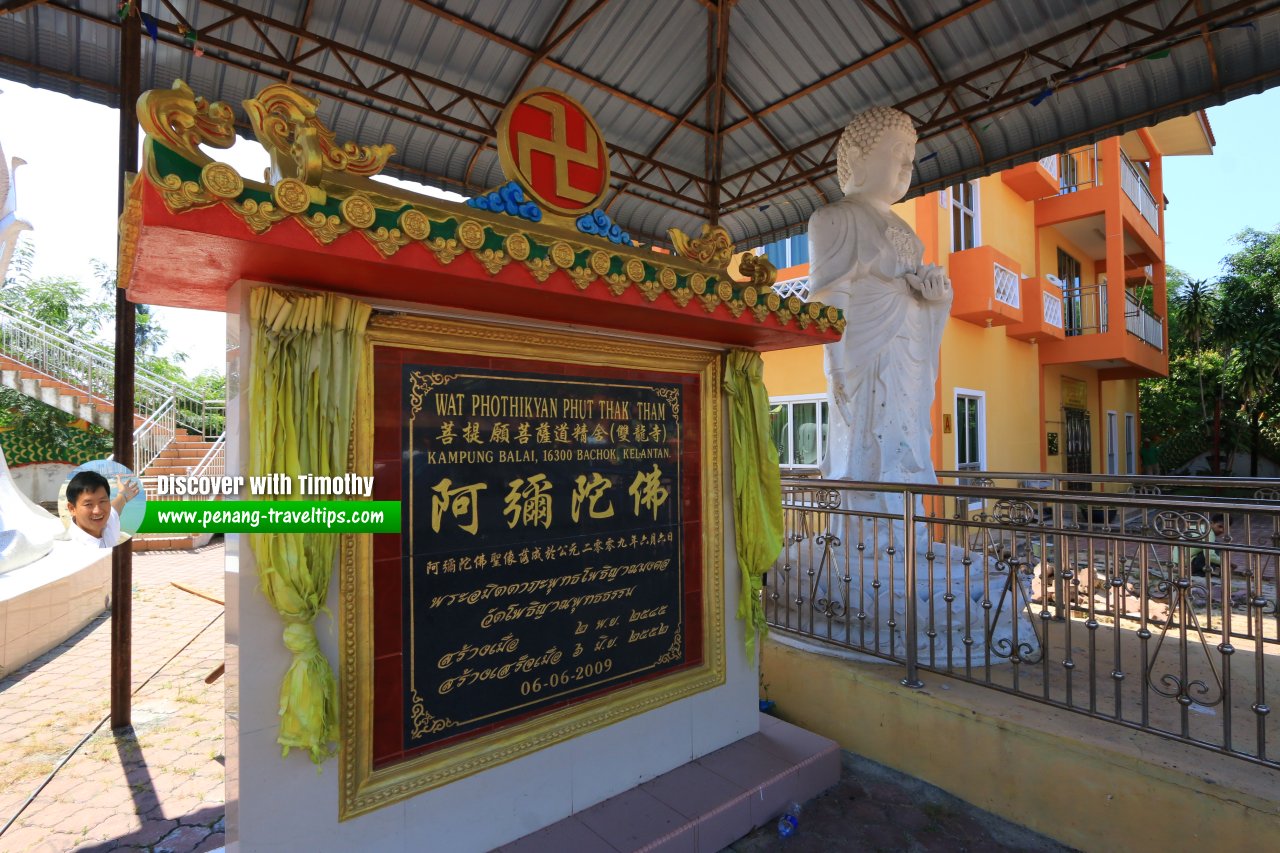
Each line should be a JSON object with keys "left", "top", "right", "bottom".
{"left": 247, "top": 287, "right": 371, "bottom": 764}
{"left": 722, "top": 349, "right": 784, "bottom": 657}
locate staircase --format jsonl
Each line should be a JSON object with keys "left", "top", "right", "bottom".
{"left": 0, "top": 301, "right": 225, "bottom": 551}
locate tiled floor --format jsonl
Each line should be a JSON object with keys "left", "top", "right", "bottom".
{"left": 0, "top": 538, "right": 1075, "bottom": 853}
{"left": 0, "top": 543, "right": 226, "bottom": 853}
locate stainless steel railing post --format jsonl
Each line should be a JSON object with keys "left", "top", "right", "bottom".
{"left": 901, "top": 488, "right": 924, "bottom": 689}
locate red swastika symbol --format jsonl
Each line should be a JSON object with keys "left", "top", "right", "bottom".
{"left": 501, "top": 90, "right": 609, "bottom": 215}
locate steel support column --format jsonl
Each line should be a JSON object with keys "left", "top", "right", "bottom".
{"left": 110, "top": 8, "right": 140, "bottom": 732}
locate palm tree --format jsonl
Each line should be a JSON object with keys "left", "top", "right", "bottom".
{"left": 1176, "top": 277, "right": 1215, "bottom": 424}
{"left": 1228, "top": 327, "right": 1280, "bottom": 476}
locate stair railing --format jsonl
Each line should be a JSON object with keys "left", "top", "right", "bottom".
{"left": 133, "top": 396, "right": 177, "bottom": 474}
{"left": 189, "top": 433, "right": 226, "bottom": 480}
{"left": 0, "top": 302, "right": 223, "bottom": 437}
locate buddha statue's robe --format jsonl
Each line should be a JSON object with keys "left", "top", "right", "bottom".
{"left": 808, "top": 197, "right": 951, "bottom": 498}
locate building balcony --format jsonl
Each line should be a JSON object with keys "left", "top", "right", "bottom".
{"left": 1125, "top": 289, "right": 1165, "bottom": 351}
{"left": 1120, "top": 148, "right": 1161, "bottom": 235}
{"left": 1005, "top": 277, "right": 1067, "bottom": 342}
{"left": 1036, "top": 280, "right": 1167, "bottom": 377}
{"left": 1001, "top": 155, "right": 1060, "bottom": 201}
{"left": 949, "top": 245, "right": 1023, "bottom": 327}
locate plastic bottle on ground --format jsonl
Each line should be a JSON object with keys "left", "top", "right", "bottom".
{"left": 776, "top": 800, "right": 802, "bottom": 838}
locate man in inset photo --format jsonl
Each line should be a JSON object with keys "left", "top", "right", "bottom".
{"left": 63, "top": 470, "right": 140, "bottom": 549}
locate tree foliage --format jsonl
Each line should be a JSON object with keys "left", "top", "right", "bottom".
{"left": 0, "top": 254, "right": 221, "bottom": 464}
{"left": 1141, "top": 229, "right": 1280, "bottom": 475}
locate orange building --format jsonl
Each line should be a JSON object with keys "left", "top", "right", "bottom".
{"left": 760, "top": 113, "right": 1214, "bottom": 482}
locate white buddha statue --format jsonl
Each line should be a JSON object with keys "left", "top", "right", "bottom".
{"left": 0, "top": 441, "right": 61, "bottom": 574}
{"left": 796, "top": 107, "right": 1038, "bottom": 663}
{"left": 809, "top": 106, "right": 951, "bottom": 503}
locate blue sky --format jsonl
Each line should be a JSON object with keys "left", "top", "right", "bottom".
{"left": 1162, "top": 86, "right": 1280, "bottom": 283}
{"left": 2, "top": 78, "right": 1278, "bottom": 372}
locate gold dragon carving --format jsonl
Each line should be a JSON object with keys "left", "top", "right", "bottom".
{"left": 243, "top": 83, "right": 397, "bottom": 206}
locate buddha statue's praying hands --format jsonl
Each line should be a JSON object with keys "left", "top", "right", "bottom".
{"left": 808, "top": 106, "right": 951, "bottom": 495}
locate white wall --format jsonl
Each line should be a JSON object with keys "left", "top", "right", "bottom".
{"left": 9, "top": 462, "right": 75, "bottom": 504}
{"left": 225, "top": 282, "right": 759, "bottom": 853}
{"left": 1181, "top": 450, "right": 1280, "bottom": 478}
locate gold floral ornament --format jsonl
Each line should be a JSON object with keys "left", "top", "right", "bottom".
{"left": 399, "top": 209, "right": 431, "bottom": 241}
{"left": 476, "top": 248, "right": 510, "bottom": 275}
{"left": 568, "top": 266, "right": 597, "bottom": 290}
{"left": 273, "top": 178, "right": 312, "bottom": 214}
{"left": 550, "top": 241, "right": 577, "bottom": 269}
{"left": 299, "top": 212, "right": 351, "bottom": 245}
{"left": 668, "top": 223, "right": 735, "bottom": 268}
{"left": 589, "top": 249, "right": 612, "bottom": 277}
{"left": 200, "top": 162, "right": 244, "bottom": 200}
{"left": 625, "top": 258, "right": 646, "bottom": 283}
{"left": 340, "top": 194, "right": 377, "bottom": 230}
{"left": 366, "top": 227, "right": 410, "bottom": 258}
{"left": 659, "top": 267, "right": 677, "bottom": 290}
{"left": 504, "top": 232, "right": 531, "bottom": 262}
{"left": 117, "top": 176, "right": 143, "bottom": 290}
{"left": 232, "top": 198, "right": 289, "bottom": 235}
{"left": 605, "top": 272, "right": 631, "bottom": 296}
{"left": 689, "top": 273, "right": 708, "bottom": 295}
{"left": 429, "top": 237, "right": 462, "bottom": 265}
{"left": 525, "top": 256, "right": 556, "bottom": 282}
{"left": 458, "top": 219, "right": 487, "bottom": 250}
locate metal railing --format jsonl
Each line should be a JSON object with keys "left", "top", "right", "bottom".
{"left": 1053, "top": 145, "right": 1100, "bottom": 193}
{"left": 1125, "top": 290, "right": 1164, "bottom": 350}
{"left": 133, "top": 396, "right": 176, "bottom": 474}
{"left": 190, "top": 433, "right": 226, "bottom": 480}
{"left": 1061, "top": 282, "right": 1108, "bottom": 336}
{"left": 140, "top": 433, "right": 227, "bottom": 506}
{"left": 0, "top": 302, "right": 223, "bottom": 438}
{"left": 1120, "top": 149, "right": 1161, "bottom": 234}
{"left": 768, "top": 473, "right": 1280, "bottom": 769}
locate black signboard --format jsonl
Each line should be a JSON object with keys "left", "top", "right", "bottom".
{"left": 401, "top": 364, "right": 688, "bottom": 750}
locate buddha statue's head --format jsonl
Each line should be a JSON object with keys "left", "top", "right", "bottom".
{"left": 835, "top": 106, "right": 917, "bottom": 204}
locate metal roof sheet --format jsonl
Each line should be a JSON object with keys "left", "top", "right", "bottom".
{"left": 1, "top": 0, "right": 1275, "bottom": 248}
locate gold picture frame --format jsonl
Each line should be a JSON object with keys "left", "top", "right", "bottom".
{"left": 339, "top": 313, "right": 725, "bottom": 820}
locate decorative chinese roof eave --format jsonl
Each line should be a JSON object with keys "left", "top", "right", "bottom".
{"left": 120, "top": 81, "right": 841, "bottom": 352}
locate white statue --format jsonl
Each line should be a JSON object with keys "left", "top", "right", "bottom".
{"left": 0, "top": 121, "right": 33, "bottom": 280}
{"left": 809, "top": 106, "right": 950, "bottom": 500}
{"left": 0, "top": 441, "right": 62, "bottom": 575}
{"left": 795, "top": 107, "right": 1038, "bottom": 662}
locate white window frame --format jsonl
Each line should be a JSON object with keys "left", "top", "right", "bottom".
{"left": 950, "top": 180, "right": 981, "bottom": 252}
{"left": 954, "top": 388, "right": 987, "bottom": 508}
{"left": 769, "top": 393, "right": 830, "bottom": 470}
{"left": 1124, "top": 413, "right": 1136, "bottom": 475}
{"left": 938, "top": 187, "right": 950, "bottom": 208}
{"left": 1106, "top": 410, "right": 1119, "bottom": 475}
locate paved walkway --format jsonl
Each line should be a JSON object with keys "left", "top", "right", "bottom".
{"left": 726, "top": 751, "right": 1073, "bottom": 853}
{"left": 0, "top": 543, "right": 226, "bottom": 853}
